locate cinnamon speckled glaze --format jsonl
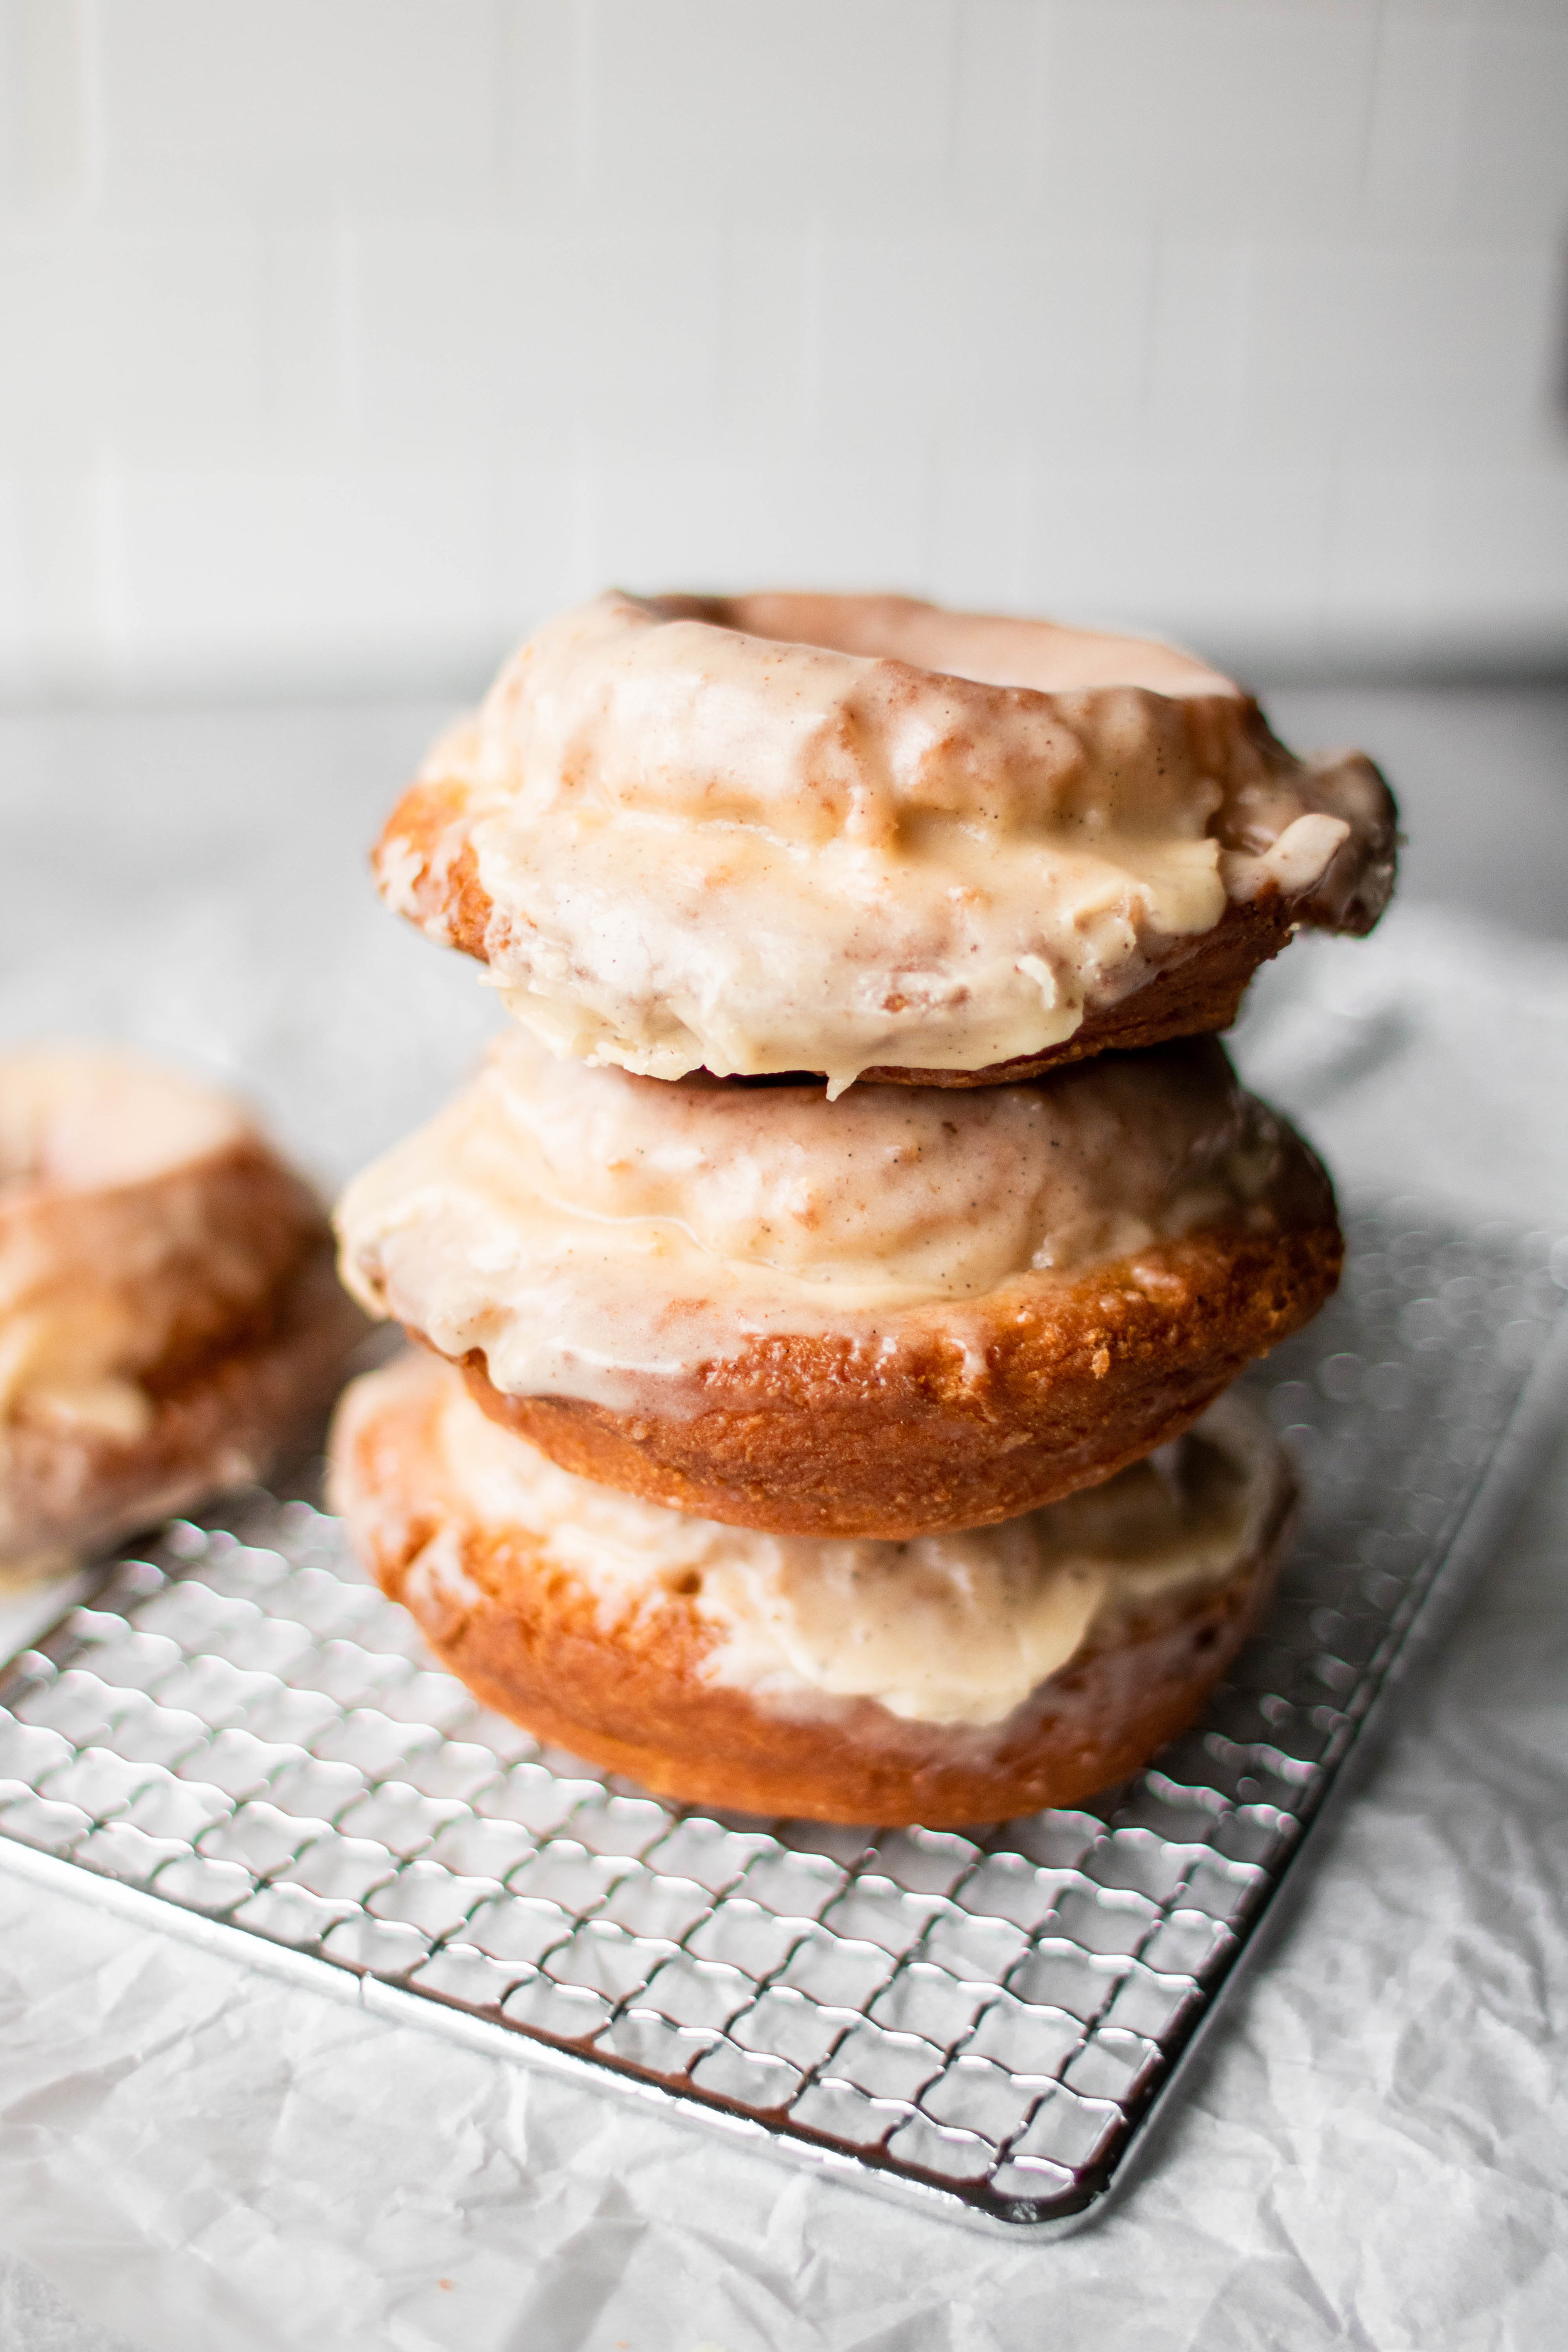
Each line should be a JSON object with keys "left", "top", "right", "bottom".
{"left": 337, "top": 1031, "right": 1340, "bottom": 1539}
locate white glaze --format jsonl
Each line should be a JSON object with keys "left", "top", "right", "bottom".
{"left": 384, "top": 591, "right": 1395, "bottom": 1091}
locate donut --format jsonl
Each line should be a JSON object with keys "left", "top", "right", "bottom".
{"left": 335, "top": 1025, "right": 1338, "bottom": 1540}
{"left": 1, "top": 1046, "right": 366, "bottom": 1585}
{"left": 373, "top": 590, "right": 1397, "bottom": 1094}
{"left": 329, "top": 1350, "right": 1295, "bottom": 1828}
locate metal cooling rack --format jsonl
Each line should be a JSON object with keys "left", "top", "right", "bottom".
{"left": 2, "top": 1202, "right": 1565, "bottom": 2237}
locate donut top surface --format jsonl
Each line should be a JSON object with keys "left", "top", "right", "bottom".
{"left": 0, "top": 1046, "right": 246, "bottom": 1196}
{"left": 378, "top": 589, "right": 1397, "bottom": 1092}
{"left": 397, "top": 1359, "right": 1280, "bottom": 1729}
{"left": 336, "top": 1025, "right": 1302, "bottom": 1417}
{"left": 0, "top": 1046, "right": 310, "bottom": 1442}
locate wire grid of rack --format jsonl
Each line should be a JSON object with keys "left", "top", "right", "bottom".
{"left": 1, "top": 1201, "right": 1565, "bottom": 2236}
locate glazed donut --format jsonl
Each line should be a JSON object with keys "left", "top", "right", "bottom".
{"left": 335, "top": 1025, "right": 1338, "bottom": 1540}
{"left": 329, "top": 1351, "right": 1295, "bottom": 1827}
{"left": 1, "top": 1046, "right": 365, "bottom": 1584}
{"left": 374, "top": 590, "right": 1397, "bottom": 1094}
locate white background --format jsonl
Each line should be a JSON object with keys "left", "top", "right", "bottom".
{"left": 1, "top": 0, "right": 1567, "bottom": 698}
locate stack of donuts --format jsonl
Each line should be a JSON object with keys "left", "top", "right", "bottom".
{"left": 331, "top": 592, "right": 1396, "bottom": 1827}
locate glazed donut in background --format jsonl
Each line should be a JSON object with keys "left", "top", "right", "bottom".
{"left": 336, "top": 1025, "right": 1340, "bottom": 1540}
{"left": 329, "top": 1351, "right": 1295, "bottom": 1828}
{"left": 375, "top": 590, "right": 1397, "bottom": 1095}
{"left": 1, "top": 1046, "right": 366, "bottom": 1586}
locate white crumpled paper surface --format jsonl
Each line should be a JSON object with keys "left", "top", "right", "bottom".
{"left": 1, "top": 699, "right": 1566, "bottom": 2350}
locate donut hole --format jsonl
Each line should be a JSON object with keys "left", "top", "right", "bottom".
{"left": 651, "top": 590, "right": 1236, "bottom": 700}
{"left": 1045, "top": 1427, "right": 1251, "bottom": 1564}
{"left": 679, "top": 1067, "right": 824, "bottom": 1094}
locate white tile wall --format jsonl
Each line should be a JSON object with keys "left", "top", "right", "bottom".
{"left": 0, "top": 0, "right": 1564, "bottom": 695}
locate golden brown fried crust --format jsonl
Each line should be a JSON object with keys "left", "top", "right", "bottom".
{"left": 333, "top": 1355, "right": 1296, "bottom": 1827}
{"left": 378, "top": 777, "right": 494, "bottom": 961}
{"left": 3, "top": 1239, "right": 367, "bottom": 1570}
{"left": 425, "top": 1209, "right": 1340, "bottom": 1540}
{"left": 375, "top": 783, "right": 1300, "bottom": 1084}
